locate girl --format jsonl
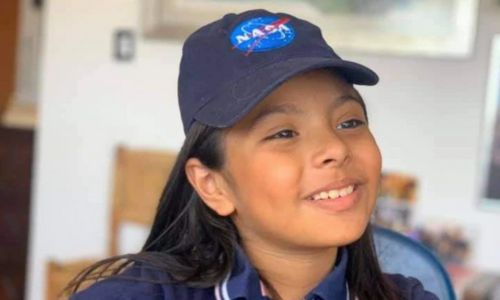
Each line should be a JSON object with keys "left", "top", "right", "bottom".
{"left": 67, "top": 9, "right": 438, "bottom": 300}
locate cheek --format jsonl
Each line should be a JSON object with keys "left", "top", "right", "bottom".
{"left": 351, "top": 134, "right": 382, "bottom": 203}
{"left": 349, "top": 131, "right": 381, "bottom": 169}
{"left": 225, "top": 146, "right": 304, "bottom": 230}
{"left": 234, "top": 150, "right": 303, "bottom": 202}
{"left": 358, "top": 138, "right": 381, "bottom": 174}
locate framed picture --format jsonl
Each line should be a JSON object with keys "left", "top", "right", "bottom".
{"left": 479, "top": 35, "right": 500, "bottom": 209}
{"left": 141, "top": 0, "right": 479, "bottom": 58}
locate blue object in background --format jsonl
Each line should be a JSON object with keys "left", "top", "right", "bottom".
{"left": 373, "top": 226, "right": 457, "bottom": 300}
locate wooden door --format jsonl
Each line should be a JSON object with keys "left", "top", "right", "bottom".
{"left": 0, "top": 0, "right": 20, "bottom": 116}
{"left": 0, "top": 126, "right": 34, "bottom": 300}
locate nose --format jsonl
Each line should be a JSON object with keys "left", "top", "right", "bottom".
{"left": 311, "top": 129, "right": 350, "bottom": 168}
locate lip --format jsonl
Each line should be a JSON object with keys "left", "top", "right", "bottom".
{"left": 303, "top": 178, "right": 362, "bottom": 200}
{"left": 304, "top": 184, "right": 361, "bottom": 213}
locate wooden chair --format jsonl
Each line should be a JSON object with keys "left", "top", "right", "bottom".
{"left": 109, "top": 146, "right": 177, "bottom": 255}
{"left": 46, "top": 146, "right": 177, "bottom": 299}
{"left": 45, "top": 259, "right": 97, "bottom": 300}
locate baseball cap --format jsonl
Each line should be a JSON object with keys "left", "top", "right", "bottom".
{"left": 178, "top": 9, "right": 378, "bottom": 134}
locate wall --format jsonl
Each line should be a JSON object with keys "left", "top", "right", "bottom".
{"left": 28, "top": 0, "right": 500, "bottom": 299}
{"left": 351, "top": 0, "right": 500, "bottom": 271}
{"left": 27, "top": 0, "right": 184, "bottom": 299}
{"left": 15, "top": 0, "right": 43, "bottom": 105}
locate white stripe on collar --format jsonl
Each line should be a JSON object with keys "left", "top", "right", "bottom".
{"left": 216, "top": 277, "right": 352, "bottom": 300}
{"left": 214, "top": 284, "right": 222, "bottom": 300}
{"left": 221, "top": 271, "right": 231, "bottom": 300}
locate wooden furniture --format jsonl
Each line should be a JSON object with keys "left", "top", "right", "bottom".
{"left": 0, "top": 0, "right": 19, "bottom": 116}
{"left": 45, "top": 146, "right": 177, "bottom": 299}
{"left": 0, "top": 127, "right": 34, "bottom": 300}
{"left": 45, "top": 259, "right": 97, "bottom": 300}
{"left": 109, "top": 146, "right": 177, "bottom": 255}
{"left": 2, "top": 102, "right": 37, "bottom": 129}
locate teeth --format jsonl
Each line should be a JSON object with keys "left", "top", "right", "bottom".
{"left": 347, "top": 185, "right": 354, "bottom": 194}
{"left": 311, "top": 185, "right": 355, "bottom": 201}
{"left": 328, "top": 190, "right": 339, "bottom": 199}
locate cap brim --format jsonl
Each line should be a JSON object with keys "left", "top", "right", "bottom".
{"left": 194, "top": 56, "right": 378, "bottom": 128}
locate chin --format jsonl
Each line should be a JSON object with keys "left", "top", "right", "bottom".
{"left": 315, "top": 219, "right": 370, "bottom": 248}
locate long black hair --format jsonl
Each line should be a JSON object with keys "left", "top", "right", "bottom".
{"left": 66, "top": 95, "right": 399, "bottom": 300}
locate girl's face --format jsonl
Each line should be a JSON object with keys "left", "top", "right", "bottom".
{"left": 220, "top": 70, "right": 382, "bottom": 251}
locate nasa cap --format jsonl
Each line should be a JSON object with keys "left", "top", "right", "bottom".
{"left": 178, "top": 9, "right": 378, "bottom": 134}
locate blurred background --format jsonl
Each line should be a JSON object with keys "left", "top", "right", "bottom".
{"left": 1, "top": 0, "right": 500, "bottom": 299}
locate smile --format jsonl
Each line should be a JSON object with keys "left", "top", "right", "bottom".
{"left": 309, "top": 184, "right": 356, "bottom": 201}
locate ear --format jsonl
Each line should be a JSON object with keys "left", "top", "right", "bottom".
{"left": 185, "top": 157, "right": 235, "bottom": 216}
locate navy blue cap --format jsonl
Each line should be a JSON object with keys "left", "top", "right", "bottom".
{"left": 178, "top": 9, "right": 379, "bottom": 134}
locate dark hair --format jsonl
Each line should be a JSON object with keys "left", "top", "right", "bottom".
{"left": 65, "top": 89, "right": 399, "bottom": 300}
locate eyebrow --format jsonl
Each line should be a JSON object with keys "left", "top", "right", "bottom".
{"left": 248, "top": 103, "right": 303, "bottom": 130}
{"left": 332, "top": 94, "right": 363, "bottom": 109}
{"left": 248, "top": 94, "right": 363, "bottom": 130}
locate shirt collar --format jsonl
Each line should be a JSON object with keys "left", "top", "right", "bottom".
{"left": 221, "top": 245, "right": 265, "bottom": 300}
{"left": 307, "top": 247, "right": 349, "bottom": 300}
{"left": 219, "top": 245, "right": 349, "bottom": 300}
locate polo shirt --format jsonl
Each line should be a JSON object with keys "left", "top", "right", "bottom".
{"left": 71, "top": 247, "right": 438, "bottom": 299}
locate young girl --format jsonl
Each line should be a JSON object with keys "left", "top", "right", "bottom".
{"left": 68, "top": 9, "right": 438, "bottom": 300}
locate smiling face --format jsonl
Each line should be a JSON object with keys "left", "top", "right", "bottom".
{"left": 211, "top": 70, "right": 381, "bottom": 252}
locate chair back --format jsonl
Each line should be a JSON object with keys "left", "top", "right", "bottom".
{"left": 109, "top": 146, "right": 177, "bottom": 255}
{"left": 46, "top": 259, "right": 97, "bottom": 300}
{"left": 373, "top": 226, "right": 456, "bottom": 300}
{"left": 46, "top": 146, "right": 177, "bottom": 299}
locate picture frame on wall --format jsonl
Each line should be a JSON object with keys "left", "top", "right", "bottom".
{"left": 479, "top": 35, "right": 500, "bottom": 210}
{"left": 141, "top": 0, "right": 479, "bottom": 58}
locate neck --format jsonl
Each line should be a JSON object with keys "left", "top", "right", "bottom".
{"left": 241, "top": 241, "right": 338, "bottom": 300}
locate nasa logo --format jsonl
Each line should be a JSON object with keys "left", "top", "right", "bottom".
{"left": 230, "top": 16, "right": 295, "bottom": 55}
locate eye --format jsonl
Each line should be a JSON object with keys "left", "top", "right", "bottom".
{"left": 266, "top": 129, "right": 298, "bottom": 140}
{"left": 336, "top": 119, "right": 365, "bottom": 130}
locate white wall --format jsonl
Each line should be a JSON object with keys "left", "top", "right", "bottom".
{"left": 15, "top": 0, "right": 43, "bottom": 105}
{"left": 28, "top": 0, "right": 500, "bottom": 299}
{"left": 352, "top": 0, "right": 500, "bottom": 274}
{"left": 27, "top": 0, "right": 184, "bottom": 299}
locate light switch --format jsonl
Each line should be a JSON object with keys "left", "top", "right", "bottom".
{"left": 114, "top": 29, "right": 135, "bottom": 62}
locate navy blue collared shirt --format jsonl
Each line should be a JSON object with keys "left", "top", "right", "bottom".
{"left": 218, "top": 246, "right": 349, "bottom": 300}
{"left": 71, "top": 246, "right": 437, "bottom": 300}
